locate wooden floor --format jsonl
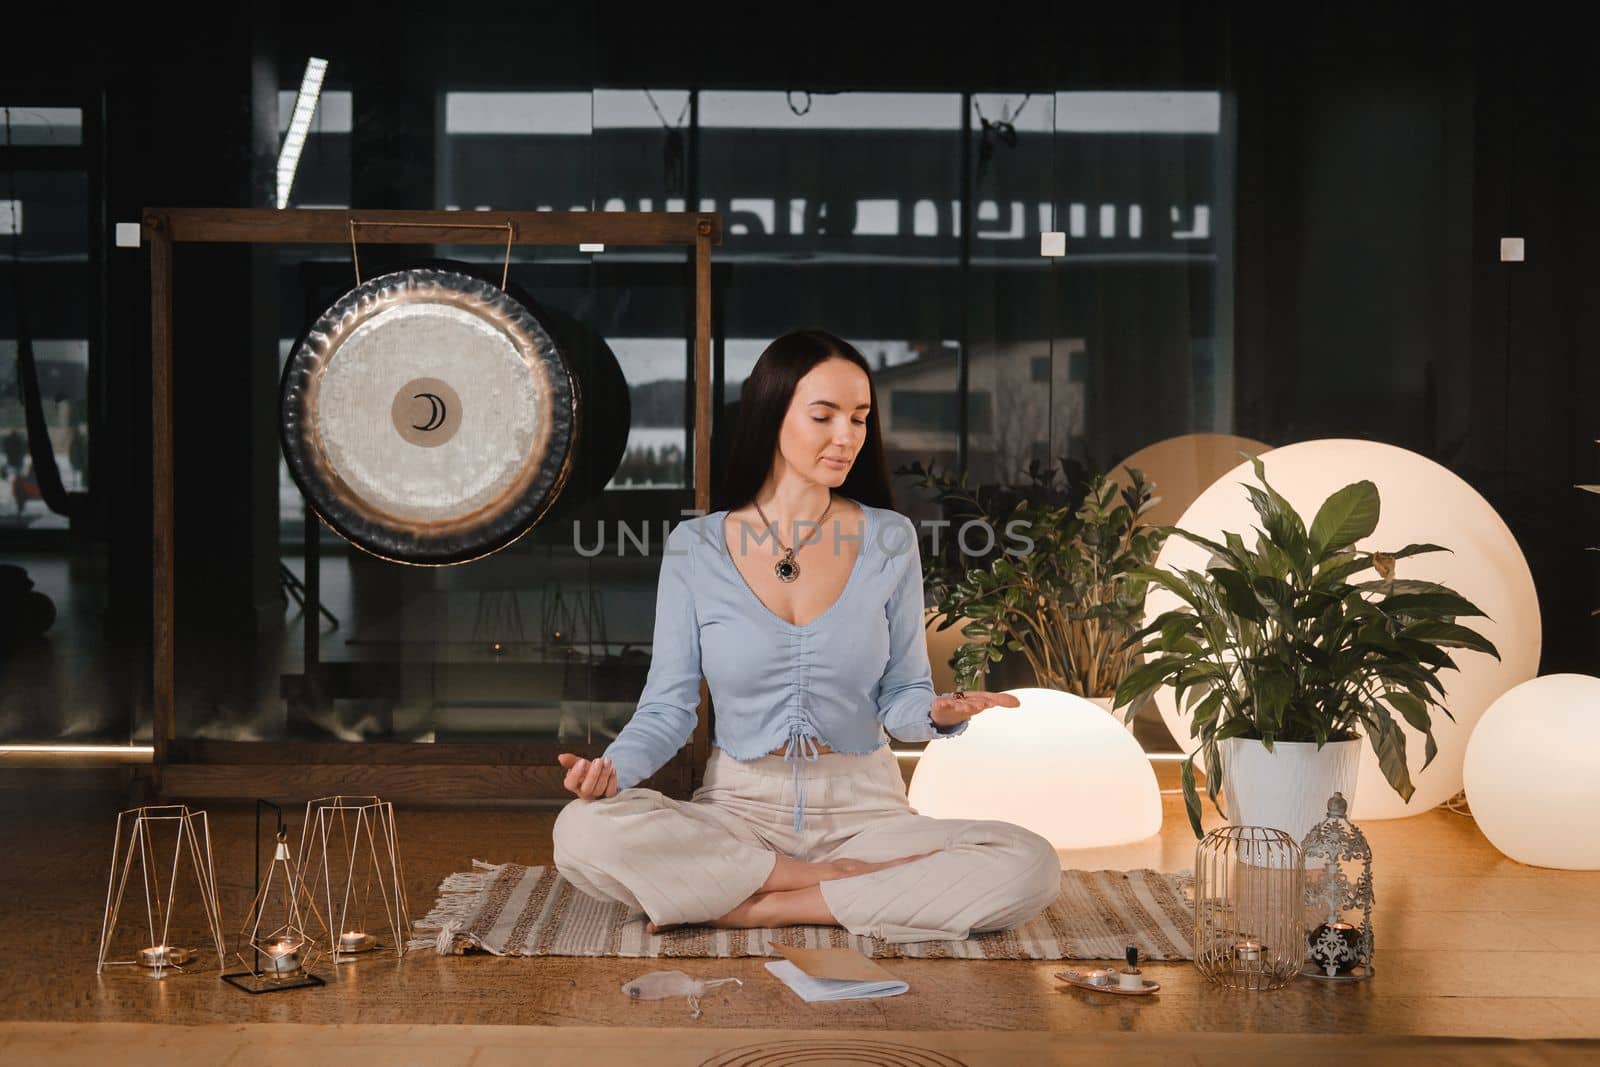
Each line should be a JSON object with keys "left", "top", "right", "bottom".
{"left": 3, "top": 765, "right": 1598, "bottom": 1063}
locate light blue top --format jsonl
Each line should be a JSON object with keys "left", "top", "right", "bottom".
{"left": 601, "top": 499, "right": 968, "bottom": 829}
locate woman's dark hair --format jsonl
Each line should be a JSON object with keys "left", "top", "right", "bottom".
{"left": 713, "top": 329, "right": 894, "bottom": 513}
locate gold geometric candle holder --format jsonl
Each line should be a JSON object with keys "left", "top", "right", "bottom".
{"left": 96, "top": 804, "right": 227, "bottom": 979}
{"left": 297, "top": 795, "right": 411, "bottom": 963}
{"left": 222, "top": 819, "right": 328, "bottom": 994}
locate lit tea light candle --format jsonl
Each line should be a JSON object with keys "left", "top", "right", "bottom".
{"left": 1233, "top": 938, "right": 1264, "bottom": 962}
{"left": 137, "top": 944, "right": 194, "bottom": 968}
{"left": 339, "top": 930, "right": 369, "bottom": 951}
{"left": 262, "top": 939, "right": 302, "bottom": 975}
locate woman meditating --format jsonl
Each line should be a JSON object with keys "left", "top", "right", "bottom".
{"left": 552, "top": 329, "right": 1061, "bottom": 944}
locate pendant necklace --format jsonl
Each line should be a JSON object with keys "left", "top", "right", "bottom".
{"left": 752, "top": 494, "right": 833, "bottom": 583}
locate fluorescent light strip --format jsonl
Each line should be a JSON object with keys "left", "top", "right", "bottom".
{"left": 0, "top": 745, "right": 154, "bottom": 755}
{"left": 276, "top": 57, "right": 329, "bottom": 210}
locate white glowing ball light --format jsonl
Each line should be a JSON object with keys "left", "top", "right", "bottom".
{"left": 1144, "top": 439, "right": 1540, "bottom": 819}
{"left": 907, "top": 687, "right": 1162, "bottom": 849}
{"left": 1464, "top": 674, "right": 1600, "bottom": 870}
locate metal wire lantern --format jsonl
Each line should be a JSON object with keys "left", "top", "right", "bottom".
{"left": 96, "top": 804, "right": 226, "bottom": 978}
{"left": 296, "top": 795, "right": 412, "bottom": 962}
{"left": 1300, "top": 792, "right": 1374, "bottom": 980}
{"left": 223, "top": 825, "right": 329, "bottom": 993}
{"left": 1194, "top": 825, "right": 1305, "bottom": 990}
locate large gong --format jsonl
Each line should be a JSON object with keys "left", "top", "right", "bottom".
{"left": 280, "top": 268, "right": 578, "bottom": 565}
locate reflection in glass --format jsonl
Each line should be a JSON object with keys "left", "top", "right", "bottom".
{"left": 0, "top": 106, "right": 83, "bottom": 146}
{"left": 440, "top": 92, "right": 592, "bottom": 212}
{"left": 964, "top": 92, "right": 1060, "bottom": 488}
{"left": 697, "top": 91, "right": 965, "bottom": 539}
{"left": 2, "top": 169, "right": 91, "bottom": 526}
{"left": 1049, "top": 90, "right": 1229, "bottom": 472}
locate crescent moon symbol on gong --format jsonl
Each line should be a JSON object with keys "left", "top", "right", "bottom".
{"left": 413, "top": 392, "right": 447, "bottom": 432}
{"left": 392, "top": 377, "right": 462, "bottom": 448}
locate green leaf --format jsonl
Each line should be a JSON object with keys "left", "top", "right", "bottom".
{"left": 1397, "top": 621, "right": 1501, "bottom": 659}
{"left": 1214, "top": 718, "right": 1256, "bottom": 741}
{"left": 1209, "top": 567, "right": 1265, "bottom": 622}
{"left": 1380, "top": 591, "right": 1488, "bottom": 619}
{"left": 1317, "top": 549, "right": 1371, "bottom": 584}
{"left": 1252, "top": 670, "right": 1294, "bottom": 733}
{"left": 1115, "top": 657, "right": 1183, "bottom": 707}
{"left": 1353, "top": 578, "right": 1454, "bottom": 596}
{"left": 1134, "top": 566, "right": 1205, "bottom": 613}
{"left": 1181, "top": 756, "right": 1204, "bottom": 839}
{"left": 1188, "top": 689, "right": 1226, "bottom": 735}
{"left": 1168, "top": 528, "right": 1248, "bottom": 569}
{"left": 1388, "top": 542, "right": 1451, "bottom": 560}
{"left": 1160, "top": 615, "right": 1201, "bottom": 646}
{"left": 1309, "top": 480, "right": 1380, "bottom": 557}
{"left": 1385, "top": 691, "right": 1440, "bottom": 770}
{"left": 1364, "top": 706, "right": 1416, "bottom": 802}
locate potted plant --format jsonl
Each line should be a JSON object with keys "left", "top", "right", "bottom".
{"left": 896, "top": 457, "right": 1167, "bottom": 702}
{"left": 1113, "top": 456, "right": 1501, "bottom": 838}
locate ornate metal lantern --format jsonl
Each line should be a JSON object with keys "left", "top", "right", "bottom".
{"left": 1193, "top": 825, "right": 1305, "bottom": 991}
{"left": 1300, "top": 792, "right": 1374, "bottom": 980}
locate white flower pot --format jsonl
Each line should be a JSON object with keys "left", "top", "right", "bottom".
{"left": 1220, "top": 737, "right": 1361, "bottom": 845}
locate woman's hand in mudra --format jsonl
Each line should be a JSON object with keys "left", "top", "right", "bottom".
{"left": 930, "top": 689, "right": 1021, "bottom": 729}
{"left": 557, "top": 753, "right": 619, "bottom": 800}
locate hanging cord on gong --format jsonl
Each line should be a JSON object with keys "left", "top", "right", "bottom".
{"left": 347, "top": 217, "right": 517, "bottom": 290}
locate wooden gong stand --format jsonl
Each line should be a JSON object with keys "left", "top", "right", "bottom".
{"left": 144, "top": 208, "right": 720, "bottom": 802}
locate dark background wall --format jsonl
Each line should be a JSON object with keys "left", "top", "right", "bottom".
{"left": 2, "top": 1, "right": 1594, "bottom": 741}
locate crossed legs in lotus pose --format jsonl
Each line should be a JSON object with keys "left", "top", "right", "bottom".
{"left": 644, "top": 850, "right": 937, "bottom": 934}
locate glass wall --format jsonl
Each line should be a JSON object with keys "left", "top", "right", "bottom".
{"left": 4, "top": 75, "right": 1232, "bottom": 754}
{"left": 0, "top": 103, "right": 126, "bottom": 744}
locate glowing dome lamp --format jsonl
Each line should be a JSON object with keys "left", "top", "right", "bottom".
{"left": 907, "top": 688, "right": 1162, "bottom": 849}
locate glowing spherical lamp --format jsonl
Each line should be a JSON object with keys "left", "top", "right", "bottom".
{"left": 1464, "top": 674, "right": 1600, "bottom": 870}
{"left": 1143, "top": 439, "right": 1540, "bottom": 819}
{"left": 907, "top": 687, "right": 1162, "bottom": 848}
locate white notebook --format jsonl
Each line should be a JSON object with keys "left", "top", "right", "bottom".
{"left": 764, "top": 959, "right": 910, "bottom": 1001}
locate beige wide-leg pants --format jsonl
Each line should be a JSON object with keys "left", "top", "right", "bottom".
{"left": 552, "top": 743, "right": 1061, "bottom": 944}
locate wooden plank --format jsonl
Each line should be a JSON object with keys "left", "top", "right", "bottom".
{"left": 690, "top": 222, "right": 715, "bottom": 788}
{"left": 147, "top": 208, "right": 723, "bottom": 247}
{"left": 162, "top": 742, "right": 695, "bottom": 799}
{"left": 156, "top": 761, "right": 686, "bottom": 803}
{"left": 169, "top": 740, "right": 629, "bottom": 766}
{"left": 148, "top": 214, "right": 175, "bottom": 768}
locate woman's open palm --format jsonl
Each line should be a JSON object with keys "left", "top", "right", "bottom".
{"left": 557, "top": 753, "right": 618, "bottom": 800}
{"left": 931, "top": 689, "right": 1020, "bottom": 728}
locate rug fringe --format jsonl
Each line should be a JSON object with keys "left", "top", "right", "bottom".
{"left": 406, "top": 859, "right": 506, "bottom": 954}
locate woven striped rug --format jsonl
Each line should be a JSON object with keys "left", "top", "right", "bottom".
{"left": 408, "top": 861, "right": 1195, "bottom": 961}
